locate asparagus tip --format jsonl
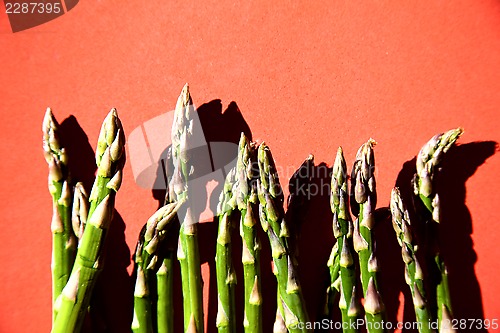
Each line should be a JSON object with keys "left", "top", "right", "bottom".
{"left": 177, "top": 83, "right": 192, "bottom": 109}
{"left": 43, "top": 107, "right": 56, "bottom": 132}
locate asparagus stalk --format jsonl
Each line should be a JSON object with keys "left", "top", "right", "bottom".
{"left": 51, "top": 109, "right": 125, "bottom": 333}
{"left": 169, "top": 84, "right": 204, "bottom": 333}
{"left": 216, "top": 168, "right": 238, "bottom": 333}
{"left": 331, "top": 147, "right": 361, "bottom": 332}
{"left": 235, "top": 133, "right": 263, "bottom": 333}
{"left": 391, "top": 188, "right": 435, "bottom": 333}
{"left": 43, "top": 108, "right": 78, "bottom": 320}
{"left": 413, "top": 128, "right": 462, "bottom": 332}
{"left": 132, "top": 201, "right": 185, "bottom": 333}
{"left": 350, "top": 139, "right": 386, "bottom": 333}
{"left": 157, "top": 253, "right": 175, "bottom": 333}
{"left": 257, "top": 143, "right": 310, "bottom": 333}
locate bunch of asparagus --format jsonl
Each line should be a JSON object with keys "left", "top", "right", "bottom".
{"left": 323, "top": 129, "right": 461, "bottom": 333}
{"left": 127, "top": 85, "right": 312, "bottom": 333}
{"left": 44, "top": 84, "right": 464, "bottom": 333}
{"left": 44, "top": 108, "right": 126, "bottom": 332}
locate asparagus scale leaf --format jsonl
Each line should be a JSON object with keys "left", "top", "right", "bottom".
{"left": 71, "top": 182, "right": 89, "bottom": 241}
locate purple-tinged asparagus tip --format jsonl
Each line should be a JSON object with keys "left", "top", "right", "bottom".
{"left": 364, "top": 277, "right": 384, "bottom": 315}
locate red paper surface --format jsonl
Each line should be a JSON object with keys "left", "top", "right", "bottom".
{"left": 1, "top": 1, "right": 499, "bottom": 332}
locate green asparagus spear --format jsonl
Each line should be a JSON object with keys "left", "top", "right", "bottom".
{"left": 43, "top": 108, "right": 78, "bottom": 321}
{"left": 350, "top": 139, "right": 386, "bottom": 333}
{"left": 235, "top": 134, "right": 262, "bottom": 333}
{"left": 216, "top": 168, "right": 238, "bottom": 333}
{"left": 51, "top": 109, "right": 126, "bottom": 333}
{"left": 414, "top": 128, "right": 462, "bottom": 333}
{"left": 331, "top": 147, "right": 361, "bottom": 332}
{"left": 391, "top": 188, "right": 435, "bottom": 333}
{"left": 169, "top": 84, "right": 204, "bottom": 333}
{"left": 257, "top": 143, "right": 310, "bottom": 333}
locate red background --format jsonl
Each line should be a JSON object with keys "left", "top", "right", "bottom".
{"left": 1, "top": 1, "right": 499, "bottom": 332}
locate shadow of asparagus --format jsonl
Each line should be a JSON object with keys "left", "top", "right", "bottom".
{"left": 439, "top": 141, "right": 497, "bottom": 332}
{"left": 294, "top": 162, "right": 336, "bottom": 329}
{"left": 59, "top": 116, "right": 134, "bottom": 333}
